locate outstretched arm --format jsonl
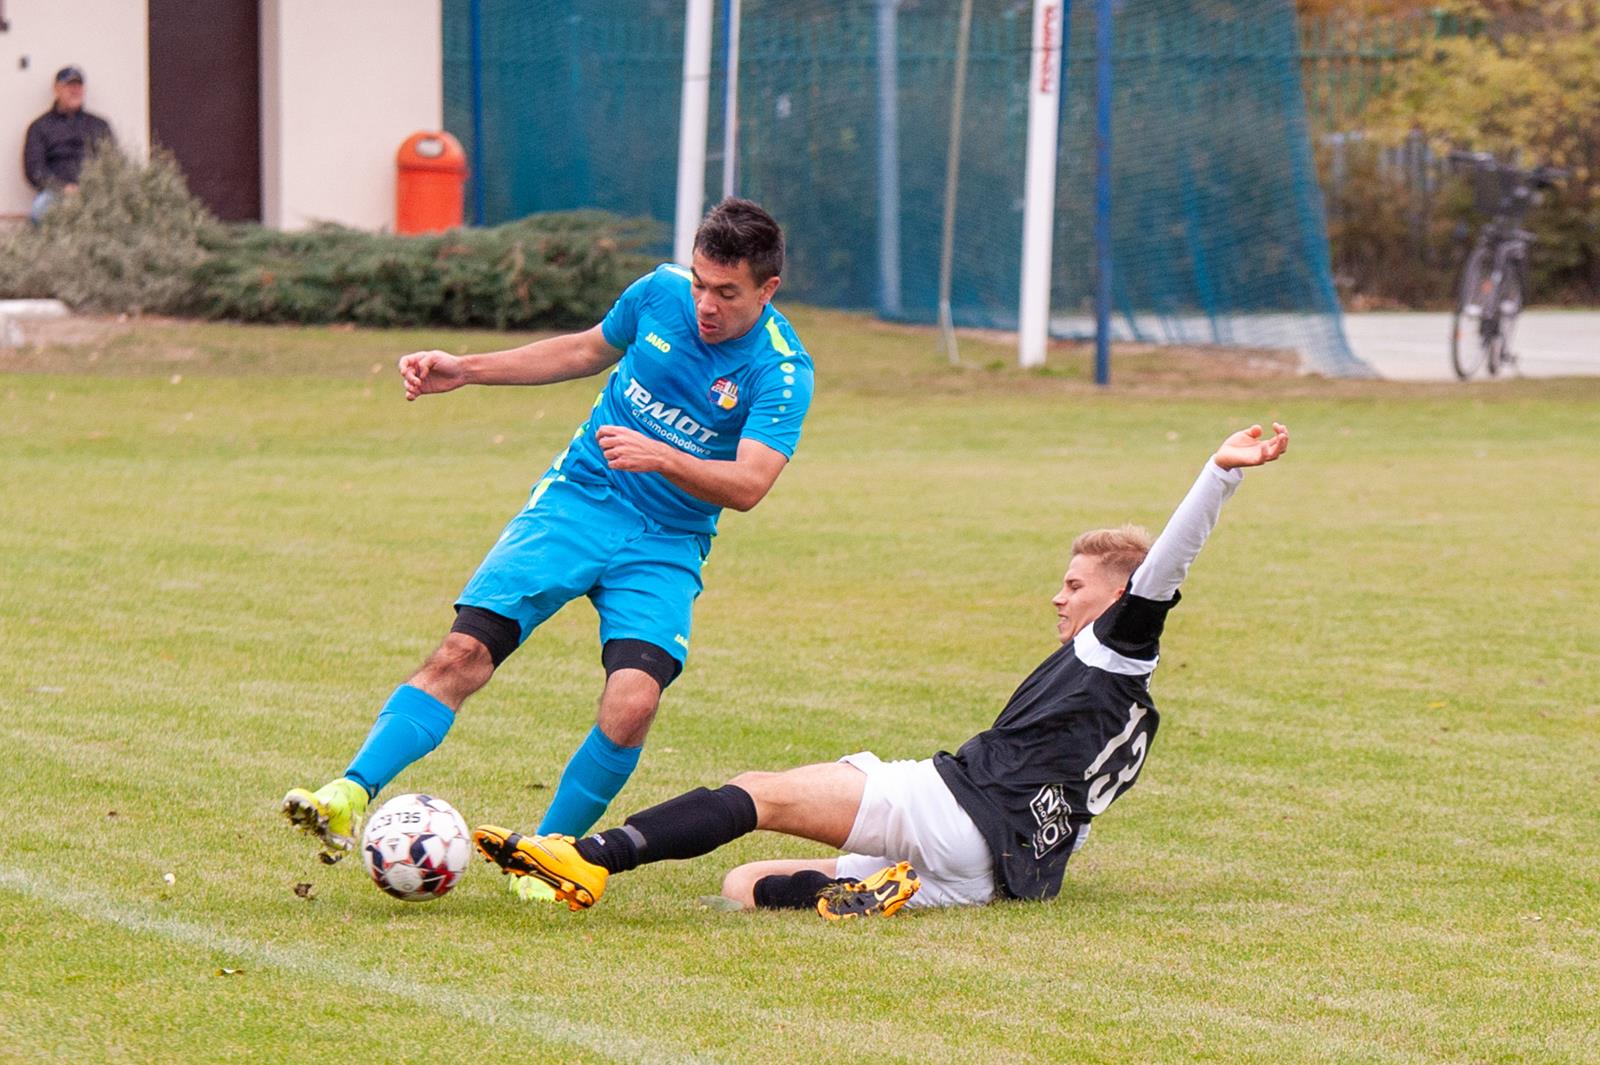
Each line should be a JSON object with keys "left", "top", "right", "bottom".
{"left": 396, "top": 325, "right": 621, "bottom": 400}
{"left": 1128, "top": 423, "right": 1289, "bottom": 602}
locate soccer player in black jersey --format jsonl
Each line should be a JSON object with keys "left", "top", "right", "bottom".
{"left": 473, "top": 423, "right": 1290, "bottom": 919}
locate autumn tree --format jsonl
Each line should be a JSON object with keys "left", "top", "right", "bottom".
{"left": 1360, "top": 0, "right": 1599, "bottom": 299}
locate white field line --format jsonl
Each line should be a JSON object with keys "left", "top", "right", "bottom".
{"left": 0, "top": 866, "right": 718, "bottom": 1065}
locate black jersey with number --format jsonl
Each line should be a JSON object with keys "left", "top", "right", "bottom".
{"left": 933, "top": 588, "right": 1176, "bottom": 901}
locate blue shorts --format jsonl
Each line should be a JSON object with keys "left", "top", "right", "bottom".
{"left": 456, "top": 474, "right": 710, "bottom": 665}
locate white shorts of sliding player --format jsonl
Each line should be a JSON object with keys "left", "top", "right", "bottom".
{"left": 834, "top": 751, "right": 997, "bottom": 909}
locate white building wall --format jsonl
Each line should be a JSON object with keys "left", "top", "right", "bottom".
{"left": 0, "top": 0, "right": 440, "bottom": 229}
{"left": 0, "top": 0, "right": 150, "bottom": 218}
{"left": 260, "top": 0, "right": 442, "bottom": 231}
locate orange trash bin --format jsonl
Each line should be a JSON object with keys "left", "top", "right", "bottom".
{"left": 396, "top": 131, "right": 467, "bottom": 234}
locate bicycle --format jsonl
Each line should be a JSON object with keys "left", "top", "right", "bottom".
{"left": 1447, "top": 150, "right": 1565, "bottom": 380}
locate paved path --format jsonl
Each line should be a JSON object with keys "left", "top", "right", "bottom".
{"left": 1343, "top": 311, "right": 1600, "bottom": 381}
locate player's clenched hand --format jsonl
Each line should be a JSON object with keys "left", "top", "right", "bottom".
{"left": 1212, "top": 422, "right": 1289, "bottom": 469}
{"left": 397, "top": 350, "right": 467, "bottom": 401}
{"left": 596, "top": 425, "right": 673, "bottom": 473}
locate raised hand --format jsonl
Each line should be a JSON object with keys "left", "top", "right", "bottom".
{"left": 397, "top": 350, "right": 468, "bottom": 401}
{"left": 1212, "top": 422, "right": 1289, "bottom": 470}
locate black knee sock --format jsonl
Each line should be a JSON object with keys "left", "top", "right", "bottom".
{"left": 752, "top": 870, "right": 848, "bottom": 910}
{"left": 574, "top": 785, "right": 758, "bottom": 875}
{"left": 573, "top": 824, "right": 644, "bottom": 874}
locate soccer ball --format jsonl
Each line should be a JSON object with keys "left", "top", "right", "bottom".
{"left": 361, "top": 793, "right": 471, "bottom": 902}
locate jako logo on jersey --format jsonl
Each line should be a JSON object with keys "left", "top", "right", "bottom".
{"left": 645, "top": 332, "right": 672, "bottom": 353}
{"left": 710, "top": 377, "right": 738, "bottom": 410}
{"left": 623, "top": 378, "right": 719, "bottom": 443}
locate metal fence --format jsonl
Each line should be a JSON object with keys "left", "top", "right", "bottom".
{"left": 1297, "top": 13, "right": 1431, "bottom": 136}
{"left": 1299, "top": 12, "right": 1448, "bottom": 289}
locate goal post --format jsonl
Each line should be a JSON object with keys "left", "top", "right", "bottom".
{"left": 674, "top": 0, "right": 713, "bottom": 265}
{"left": 449, "top": 0, "right": 1367, "bottom": 378}
{"left": 1017, "top": 0, "right": 1066, "bottom": 369}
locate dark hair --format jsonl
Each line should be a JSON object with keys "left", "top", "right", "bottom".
{"left": 693, "top": 198, "right": 784, "bottom": 283}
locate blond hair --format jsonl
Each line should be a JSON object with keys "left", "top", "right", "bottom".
{"left": 1070, "top": 524, "right": 1152, "bottom": 581}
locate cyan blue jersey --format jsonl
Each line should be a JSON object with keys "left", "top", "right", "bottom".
{"left": 553, "top": 264, "right": 815, "bottom": 535}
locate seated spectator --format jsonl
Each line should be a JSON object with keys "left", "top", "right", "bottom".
{"left": 23, "top": 66, "right": 115, "bottom": 224}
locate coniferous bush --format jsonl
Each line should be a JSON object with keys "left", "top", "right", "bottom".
{"left": 188, "top": 212, "right": 661, "bottom": 329}
{"left": 0, "top": 149, "right": 663, "bottom": 328}
{"left": 0, "top": 147, "right": 210, "bottom": 314}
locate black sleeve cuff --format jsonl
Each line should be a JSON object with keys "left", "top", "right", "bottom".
{"left": 1097, "top": 588, "right": 1180, "bottom": 658}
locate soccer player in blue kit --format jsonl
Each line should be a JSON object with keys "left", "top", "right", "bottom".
{"left": 282, "top": 200, "right": 814, "bottom": 900}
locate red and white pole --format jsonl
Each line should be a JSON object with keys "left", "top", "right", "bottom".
{"left": 1018, "top": 0, "right": 1064, "bottom": 368}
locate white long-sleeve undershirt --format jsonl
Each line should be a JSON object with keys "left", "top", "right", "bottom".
{"left": 1127, "top": 459, "right": 1243, "bottom": 603}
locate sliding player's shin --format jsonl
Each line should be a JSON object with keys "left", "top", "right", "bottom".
{"left": 574, "top": 785, "right": 759, "bottom": 874}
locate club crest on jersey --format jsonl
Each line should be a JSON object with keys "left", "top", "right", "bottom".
{"left": 710, "top": 377, "right": 739, "bottom": 410}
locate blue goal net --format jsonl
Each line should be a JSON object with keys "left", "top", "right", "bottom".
{"left": 443, "top": 0, "right": 1367, "bottom": 376}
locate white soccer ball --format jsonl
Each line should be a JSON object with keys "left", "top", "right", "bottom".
{"left": 361, "top": 793, "right": 471, "bottom": 902}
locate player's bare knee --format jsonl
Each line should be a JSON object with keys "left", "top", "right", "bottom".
{"left": 604, "top": 685, "right": 659, "bottom": 721}
{"left": 414, "top": 634, "right": 494, "bottom": 693}
{"left": 727, "top": 770, "right": 777, "bottom": 798}
{"left": 727, "top": 771, "right": 787, "bottom": 827}
{"left": 437, "top": 633, "right": 495, "bottom": 674}
{"left": 720, "top": 864, "right": 760, "bottom": 908}
{"left": 597, "top": 682, "right": 660, "bottom": 746}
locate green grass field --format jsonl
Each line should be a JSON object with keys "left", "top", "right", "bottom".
{"left": 3, "top": 312, "right": 1597, "bottom": 1063}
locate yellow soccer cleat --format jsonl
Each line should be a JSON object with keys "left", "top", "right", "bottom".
{"left": 816, "top": 861, "right": 920, "bottom": 921}
{"left": 506, "top": 875, "right": 561, "bottom": 904}
{"left": 281, "top": 778, "right": 369, "bottom": 865}
{"left": 472, "top": 825, "right": 608, "bottom": 912}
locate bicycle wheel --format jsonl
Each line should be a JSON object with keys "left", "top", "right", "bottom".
{"left": 1488, "top": 258, "right": 1525, "bottom": 376}
{"left": 1450, "top": 245, "right": 1496, "bottom": 380}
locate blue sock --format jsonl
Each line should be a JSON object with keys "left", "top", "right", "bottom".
{"left": 537, "top": 725, "right": 643, "bottom": 836}
{"left": 344, "top": 685, "right": 455, "bottom": 798}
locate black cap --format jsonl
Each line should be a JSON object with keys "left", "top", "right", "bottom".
{"left": 55, "top": 66, "right": 85, "bottom": 85}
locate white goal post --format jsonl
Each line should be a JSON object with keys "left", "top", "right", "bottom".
{"left": 674, "top": 0, "right": 714, "bottom": 265}
{"left": 1018, "top": 0, "right": 1065, "bottom": 368}
{"left": 676, "top": 0, "right": 1067, "bottom": 369}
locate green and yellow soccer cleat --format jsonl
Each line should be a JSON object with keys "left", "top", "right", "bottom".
{"left": 816, "top": 861, "right": 920, "bottom": 921}
{"left": 281, "top": 777, "right": 369, "bottom": 865}
{"left": 472, "top": 826, "right": 607, "bottom": 912}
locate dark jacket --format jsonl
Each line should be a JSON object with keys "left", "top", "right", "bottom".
{"left": 23, "top": 107, "right": 114, "bottom": 191}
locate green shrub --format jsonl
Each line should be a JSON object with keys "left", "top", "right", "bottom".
{"left": 1357, "top": 0, "right": 1600, "bottom": 304}
{"left": 1319, "top": 141, "right": 1479, "bottom": 309}
{"left": 0, "top": 147, "right": 211, "bottom": 314}
{"left": 188, "top": 212, "right": 662, "bottom": 329}
{"left": 1, "top": 149, "right": 664, "bottom": 329}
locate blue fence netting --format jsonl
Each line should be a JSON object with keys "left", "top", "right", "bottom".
{"left": 443, "top": 0, "right": 1367, "bottom": 376}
